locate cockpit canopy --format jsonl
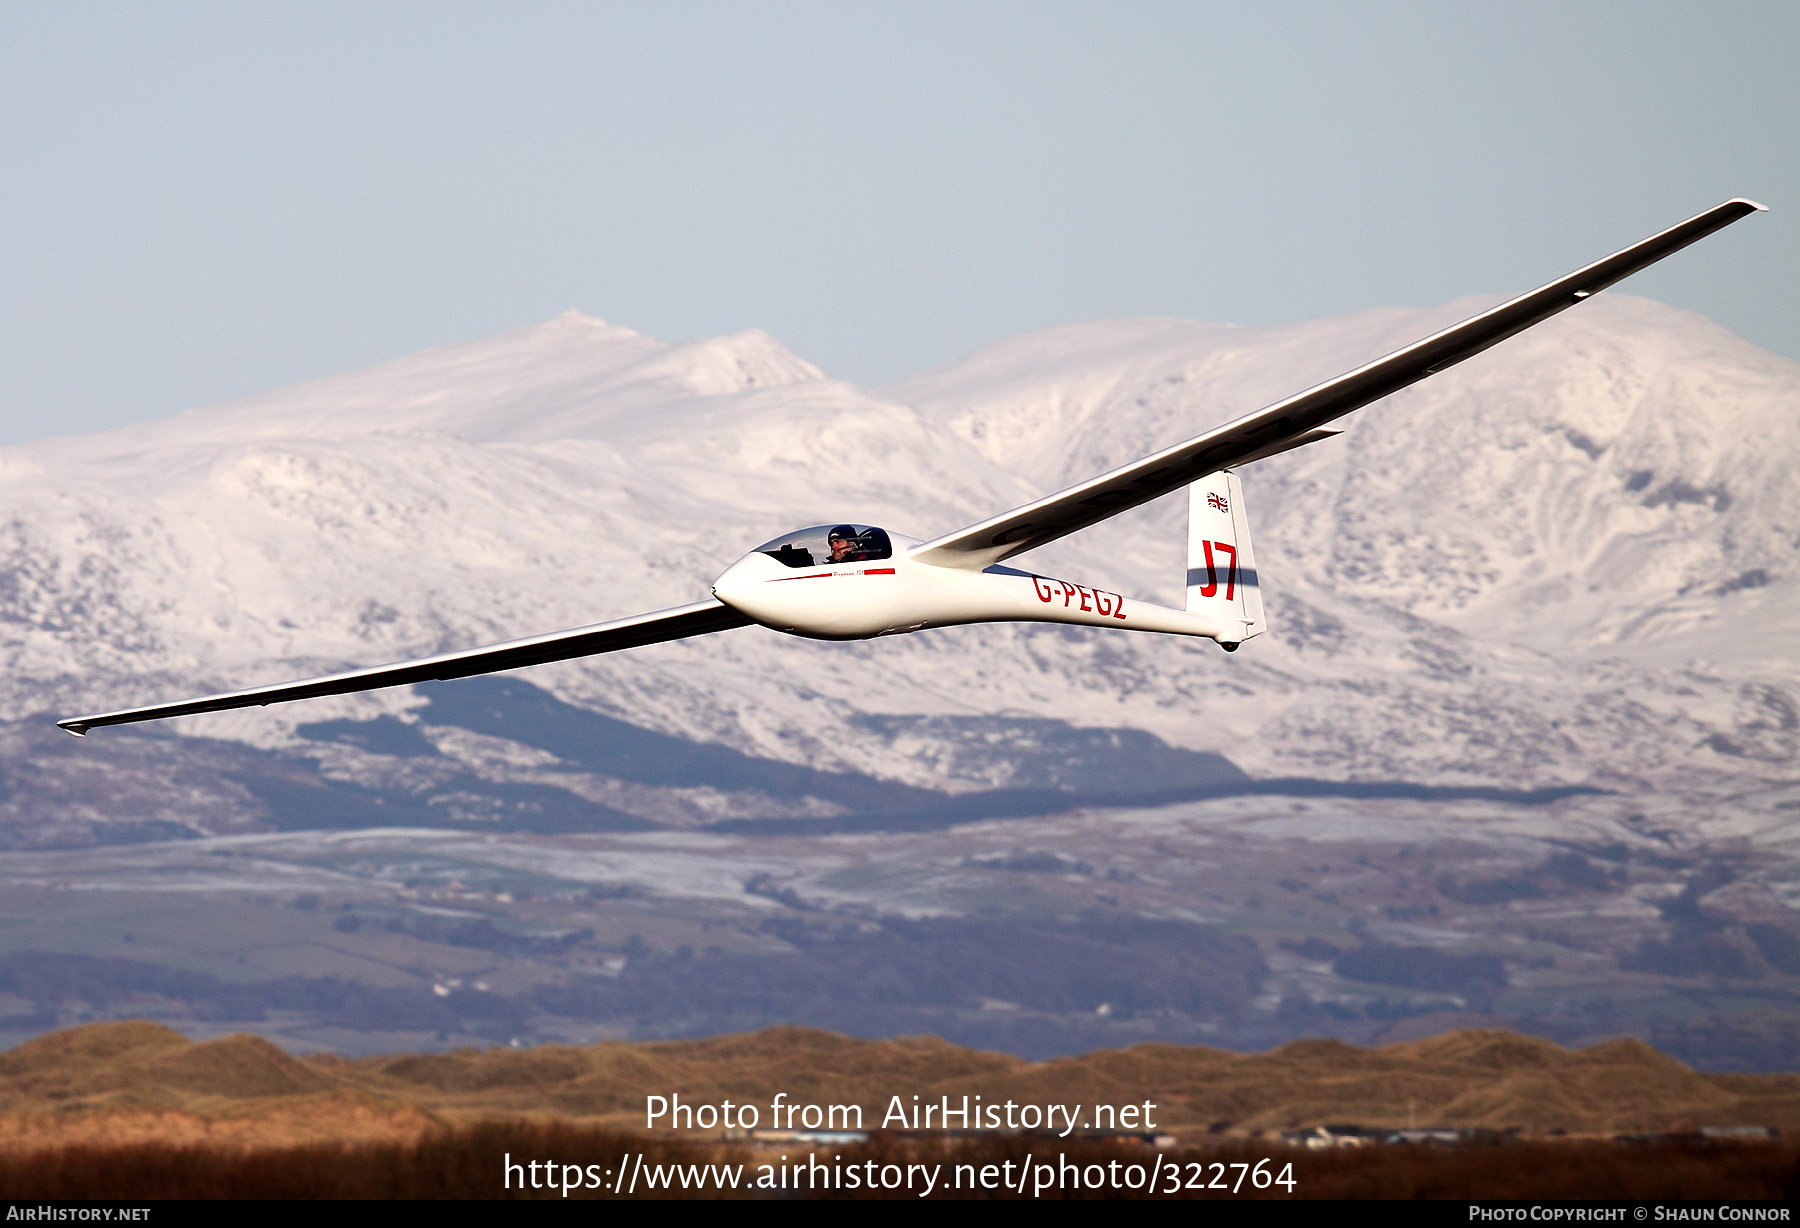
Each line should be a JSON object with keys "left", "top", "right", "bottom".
{"left": 755, "top": 524, "right": 894, "bottom": 568}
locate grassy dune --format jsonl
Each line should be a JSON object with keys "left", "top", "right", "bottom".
{"left": 0, "top": 1020, "right": 1797, "bottom": 1198}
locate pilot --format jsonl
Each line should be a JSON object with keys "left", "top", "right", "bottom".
{"left": 827, "top": 525, "right": 865, "bottom": 564}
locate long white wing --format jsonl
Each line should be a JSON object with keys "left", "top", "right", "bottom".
{"left": 58, "top": 598, "right": 751, "bottom": 735}
{"left": 910, "top": 198, "right": 1766, "bottom": 570}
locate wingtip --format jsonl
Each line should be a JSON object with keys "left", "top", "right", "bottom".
{"left": 1728, "top": 198, "right": 1770, "bottom": 213}
{"left": 57, "top": 719, "right": 88, "bottom": 737}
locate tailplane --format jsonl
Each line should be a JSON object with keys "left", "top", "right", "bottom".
{"left": 1187, "top": 470, "right": 1267, "bottom": 648}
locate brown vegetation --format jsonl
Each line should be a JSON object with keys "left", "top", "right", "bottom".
{"left": 0, "top": 1127, "right": 1794, "bottom": 1199}
{"left": 0, "top": 1121, "right": 724, "bottom": 1199}
{"left": 0, "top": 1019, "right": 1797, "bottom": 1156}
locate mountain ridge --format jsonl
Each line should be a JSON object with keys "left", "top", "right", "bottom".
{"left": 5, "top": 295, "right": 1795, "bottom": 807}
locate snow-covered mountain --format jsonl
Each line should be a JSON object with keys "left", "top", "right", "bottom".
{"left": 5, "top": 296, "right": 1796, "bottom": 824}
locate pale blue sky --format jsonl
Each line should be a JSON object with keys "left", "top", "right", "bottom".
{"left": 2, "top": 1, "right": 1794, "bottom": 445}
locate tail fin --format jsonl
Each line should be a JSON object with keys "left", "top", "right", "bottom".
{"left": 1187, "top": 470, "right": 1267, "bottom": 646}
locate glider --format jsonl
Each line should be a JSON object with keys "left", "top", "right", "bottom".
{"left": 59, "top": 199, "right": 1765, "bottom": 736}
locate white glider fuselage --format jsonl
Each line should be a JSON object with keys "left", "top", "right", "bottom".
{"left": 710, "top": 530, "right": 1233, "bottom": 644}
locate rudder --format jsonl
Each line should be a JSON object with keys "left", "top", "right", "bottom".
{"left": 1187, "top": 470, "right": 1267, "bottom": 645}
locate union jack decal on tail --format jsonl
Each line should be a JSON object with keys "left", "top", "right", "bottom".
{"left": 1207, "top": 492, "right": 1229, "bottom": 513}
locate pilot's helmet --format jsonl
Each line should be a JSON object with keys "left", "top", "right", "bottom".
{"left": 829, "top": 524, "right": 857, "bottom": 543}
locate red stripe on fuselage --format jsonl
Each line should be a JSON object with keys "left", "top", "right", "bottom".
{"left": 770, "top": 567, "right": 897, "bottom": 582}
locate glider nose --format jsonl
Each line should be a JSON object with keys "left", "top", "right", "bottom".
{"left": 710, "top": 566, "right": 738, "bottom": 606}
{"left": 712, "top": 550, "right": 823, "bottom": 634}
{"left": 709, "top": 552, "right": 766, "bottom": 617}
